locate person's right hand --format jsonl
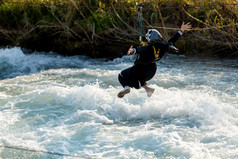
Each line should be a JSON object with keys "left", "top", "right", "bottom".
{"left": 181, "top": 22, "right": 192, "bottom": 32}
{"left": 127, "top": 45, "right": 133, "bottom": 55}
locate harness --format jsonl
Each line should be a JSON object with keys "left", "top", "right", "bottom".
{"left": 139, "top": 41, "right": 160, "bottom": 62}
{"left": 152, "top": 46, "right": 160, "bottom": 61}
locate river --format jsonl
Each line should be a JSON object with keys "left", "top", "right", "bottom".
{"left": 0, "top": 47, "right": 238, "bottom": 158}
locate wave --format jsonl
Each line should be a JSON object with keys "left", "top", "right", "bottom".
{"left": 0, "top": 47, "right": 100, "bottom": 80}
{"left": 1, "top": 53, "right": 238, "bottom": 158}
{"left": 4, "top": 77, "right": 235, "bottom": 127}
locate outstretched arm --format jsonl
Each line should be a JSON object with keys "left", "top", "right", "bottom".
{"left": 168, "top": 22, "right": 192, "bottom": 45}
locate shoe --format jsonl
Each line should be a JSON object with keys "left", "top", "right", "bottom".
{"left": 117, "top": 87, "right": 130, "bottom": 98}
{"left": 146, "top": 87, "right": 155, "bottom": 97}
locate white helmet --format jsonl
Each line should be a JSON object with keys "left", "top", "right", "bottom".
{"left": 145, "top": 29, "right": 164, "bottom": 44}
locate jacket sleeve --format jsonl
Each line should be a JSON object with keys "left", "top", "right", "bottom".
{"left": 168, "top": 30, "right": 183, "bottom": 45}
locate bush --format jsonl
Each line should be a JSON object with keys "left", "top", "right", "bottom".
{"left": 0, "top": 0, "right": 237, "bottom": 58}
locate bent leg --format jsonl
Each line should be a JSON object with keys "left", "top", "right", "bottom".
{"left": 118, "top": 67, "right": 141, "bottom": 89}
{"left": 138, "top": 65, "right": 157, "bottom": 97}
{"left": 118, "top": 67, "right": 132, "bottom": 88}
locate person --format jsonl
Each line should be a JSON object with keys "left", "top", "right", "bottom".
{"left": 117, "top": 22, "right": 192, "bottom": 98}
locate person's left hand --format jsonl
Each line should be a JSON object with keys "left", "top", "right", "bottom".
{"left": 127, "top": 45, "right": 133, "bottom": 55}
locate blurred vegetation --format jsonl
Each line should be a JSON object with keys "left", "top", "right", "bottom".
{"left": 0, "top": 0, "right": 237, "bottom": 58}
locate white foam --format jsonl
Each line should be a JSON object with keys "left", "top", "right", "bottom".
{"left": 0, "top": 47, "right": 98, "bottom": 79}
{"left": 0, "top": 52, "right": 238, "bottom": 158}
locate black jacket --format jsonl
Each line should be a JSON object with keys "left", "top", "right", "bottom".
{"left": 133, "top": 31, "right": 182, "bottom": 66}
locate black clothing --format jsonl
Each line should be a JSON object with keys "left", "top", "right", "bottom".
{"left": 118, "top": 31, "right": 182, "bottom": 89}
{"left": 119, "top": 63, "right": 156, "bottom": 89}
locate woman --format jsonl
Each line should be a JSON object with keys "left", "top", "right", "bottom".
{"left": 118, "top": 22, "right": 192, "bottom": 98}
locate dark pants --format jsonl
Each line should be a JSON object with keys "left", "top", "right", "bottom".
{"left": 118, "top": 64, "right": 157, "bottom": 89}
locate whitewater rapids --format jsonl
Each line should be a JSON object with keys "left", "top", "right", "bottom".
{"left": 0, "top": 47, "right": 238, "bottom": 158}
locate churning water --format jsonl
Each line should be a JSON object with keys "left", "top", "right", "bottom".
{"left": 0, "top": 47, "right": 238, "bottom": 159}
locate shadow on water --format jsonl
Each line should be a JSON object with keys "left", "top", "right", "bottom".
{"left": 111, "top": 115, "right": 202, "bottom": 129}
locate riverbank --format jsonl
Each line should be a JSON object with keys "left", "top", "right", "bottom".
{"left": 0, "top": 0, "right": 237, "bottom": 59}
